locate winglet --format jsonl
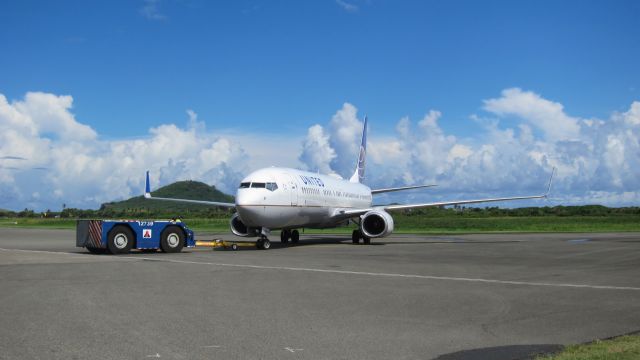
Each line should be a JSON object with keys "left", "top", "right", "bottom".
{"left": 349, "top": 115, "right": 368, "bottom": 183}
{"left": 544, "top": 167, "right": 556, "bottom": 197}
{"left": 144, "top": 171, "right": 152, "bottom": 198}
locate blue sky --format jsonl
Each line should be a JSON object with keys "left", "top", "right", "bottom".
{"left": 0, "top": 0, "right": 639, "bottom": 210}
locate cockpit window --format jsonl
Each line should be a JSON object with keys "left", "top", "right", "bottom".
{"left": 242, "top": 182, "right": 277, "bottom": 191}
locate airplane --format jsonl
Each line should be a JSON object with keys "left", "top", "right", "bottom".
{"left": 145, "top": 116, "right": 555, "bottom": 249}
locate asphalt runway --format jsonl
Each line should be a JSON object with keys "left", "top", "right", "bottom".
{"left": 1, "top": 229, "right": 639, "bottom": 360}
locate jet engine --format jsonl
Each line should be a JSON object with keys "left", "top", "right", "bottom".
{"left": 360, "top": 210, "right": 394, "bottom": 238}
{"left": 230, "top": 213, "right": 259, "bottom": 237}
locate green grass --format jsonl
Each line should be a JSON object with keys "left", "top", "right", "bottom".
{"left": 2, "top": 214, "right": 639, "bottom": 233}
{"left": 0, "top": 218, "right": 77, "bottom": 229}
{"left": 536, "top": 334, "right": 640, "bottom": 360}
{"left": 393, "top": 215, "right": 640, "bottom": 233}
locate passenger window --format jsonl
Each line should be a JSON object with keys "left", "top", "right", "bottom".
{"left": 239, "top": 182, "right": 250, "bottom": 188}
{"left": 251, "top": 182, "right": 266, "bottom": 188}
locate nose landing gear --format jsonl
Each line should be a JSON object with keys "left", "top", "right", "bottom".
{"left": 256, "top": 235, "right": 271, "bottom": 250}
{"left": 256, "top": 227, "right": 272, "bottom": 250}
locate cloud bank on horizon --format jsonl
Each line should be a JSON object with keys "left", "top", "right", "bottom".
{"left": 1, "top": 89, "right": 638, "bottom": 211}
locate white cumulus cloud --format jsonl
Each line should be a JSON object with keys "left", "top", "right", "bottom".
{"left": 2, "top": 89, "right": 639, "bottom": 210}
{"left": 299, "top": 124, "right": 336, "bottom": 174}
{"left": 0, "top": 92, "right": 248, "bottom": 210}
{"left": 304, "top": 91, "right": 640, "bottom": 206}
{"left": 483, "top": 88, "right": 581, "bottom": 141}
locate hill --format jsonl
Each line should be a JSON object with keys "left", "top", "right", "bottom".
{"left": 100, "top": 180, "right": 235, "bottom": 216}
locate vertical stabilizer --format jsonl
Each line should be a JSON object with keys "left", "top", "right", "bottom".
{"left": 349, "top": 116, "right": 368, "bottom": 183}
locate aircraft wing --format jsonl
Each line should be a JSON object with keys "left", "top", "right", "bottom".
{"left": 143, "top": 171, "right": 236, "bottom": 208}
{"left": 335, "top": 168, "right": 555, "bottom": 218}
{"left": 371, "top": 184, "right": 437, "bottom": 194}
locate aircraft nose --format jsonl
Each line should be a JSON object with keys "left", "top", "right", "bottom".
{"left": 236, "top": 189, "right": 247, "bottom": 206}
{"left": 235, "top": 189, "right": 261, "bottom": 206}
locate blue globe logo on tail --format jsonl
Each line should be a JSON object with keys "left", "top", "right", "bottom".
{"left": 357, "top": 145, "right": 366, "bottom": 181}
{"left": 350, "top": 116, "right": 368, "bottom": 183}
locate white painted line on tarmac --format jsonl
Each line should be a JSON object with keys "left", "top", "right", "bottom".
{"left": 0, "top": 247, "right": 88, "bottom": 255}
{"left": 4, "top": 247, "right": 638, "bottom": 292}
{"left": 0, "top": 248, "right": 138, "bottom": 262}
{"left": 139, "top": 257, "right": 640, "bottom": 292}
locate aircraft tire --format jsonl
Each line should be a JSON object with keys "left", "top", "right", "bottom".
{"left": 363, "top": 236, "right": 371, "bottom": 245}
{"left": 161, "top": 226, "right": 185, "bottom": 253}
{"left": 291, "top": 230, "right": 299, "bottom": 243}
{"left": 107, "top": 225, "right": 134, "bottom": 254}
{"left": 280, "top": 230, "right": 289, "bottom": 243}
{"left": 352, "top": 230, "right": 360, "bottom": 244}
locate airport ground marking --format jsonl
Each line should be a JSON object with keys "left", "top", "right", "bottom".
{"left": 3, "top": 247, "right": 639, "bottom": 292}
{"left": 0, "top": 247, "right": 140, "bottom": 261}
{"left": 0, "top": 248, "right": 90, "bottom": 255}
{"left": 138, "top": 257, "right": 640, "bottom": 292}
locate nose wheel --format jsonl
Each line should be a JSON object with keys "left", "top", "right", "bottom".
{"left": 256, "top": 235, "right": 271, "bottom": 250}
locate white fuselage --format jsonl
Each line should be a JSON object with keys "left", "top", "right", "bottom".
{"left": 235, "top": 167, "right": 372, "bottom": 229}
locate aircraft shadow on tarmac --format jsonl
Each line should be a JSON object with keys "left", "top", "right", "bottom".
{"left": 73, "top": 236, "right": 524, "bottom": 254}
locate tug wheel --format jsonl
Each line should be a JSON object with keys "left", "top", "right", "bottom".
{"left": 161, "top": 226, "right": 185, "bottom": 253}
{"left": 107, "top": 225, "right": 134, "bottom": 254}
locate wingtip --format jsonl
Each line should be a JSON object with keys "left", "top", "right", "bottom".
{"left": 545, "top": 167, "right": 556, "bottom": 196}
{"left": 144, "top": 170, "right": 152, "bottom": 198}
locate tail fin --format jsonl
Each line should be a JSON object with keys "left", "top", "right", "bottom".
{"left": 349, "top": 115, "right": 368, "bottom": 183}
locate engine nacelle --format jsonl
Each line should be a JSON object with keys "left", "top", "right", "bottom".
{"left": 360, "top": 210, "right": 394, "bottom": 238}
{"left": 230, "top": 213, "right": 259, "bottom": 237}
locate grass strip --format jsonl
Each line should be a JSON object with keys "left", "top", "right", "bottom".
{"left": 1, "top": 215, "right": 640, "bottom": 233}
{"left": 536, "top": 334, "right": 640, "bottom": 360}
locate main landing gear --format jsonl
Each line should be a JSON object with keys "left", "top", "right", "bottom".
{"left": 352, "top": 229, "right": 371, "bottom": 245}
{"left": 279, "top": 229, "right": 300, "bottom": 244}
{"left": 257, "top": 228, "right": 300, "bottom": 249}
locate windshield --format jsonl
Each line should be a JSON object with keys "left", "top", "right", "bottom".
{"left": 240, "top": 182, "right": 278, "bottom": 191}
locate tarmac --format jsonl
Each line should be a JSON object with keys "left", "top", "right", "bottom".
{"left": 1, "top": 228, "right": 639, "bottom": 360}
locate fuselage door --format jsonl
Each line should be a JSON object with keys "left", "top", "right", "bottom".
{"left": 287, "top": 174, "right": 299, "bottom": 206}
